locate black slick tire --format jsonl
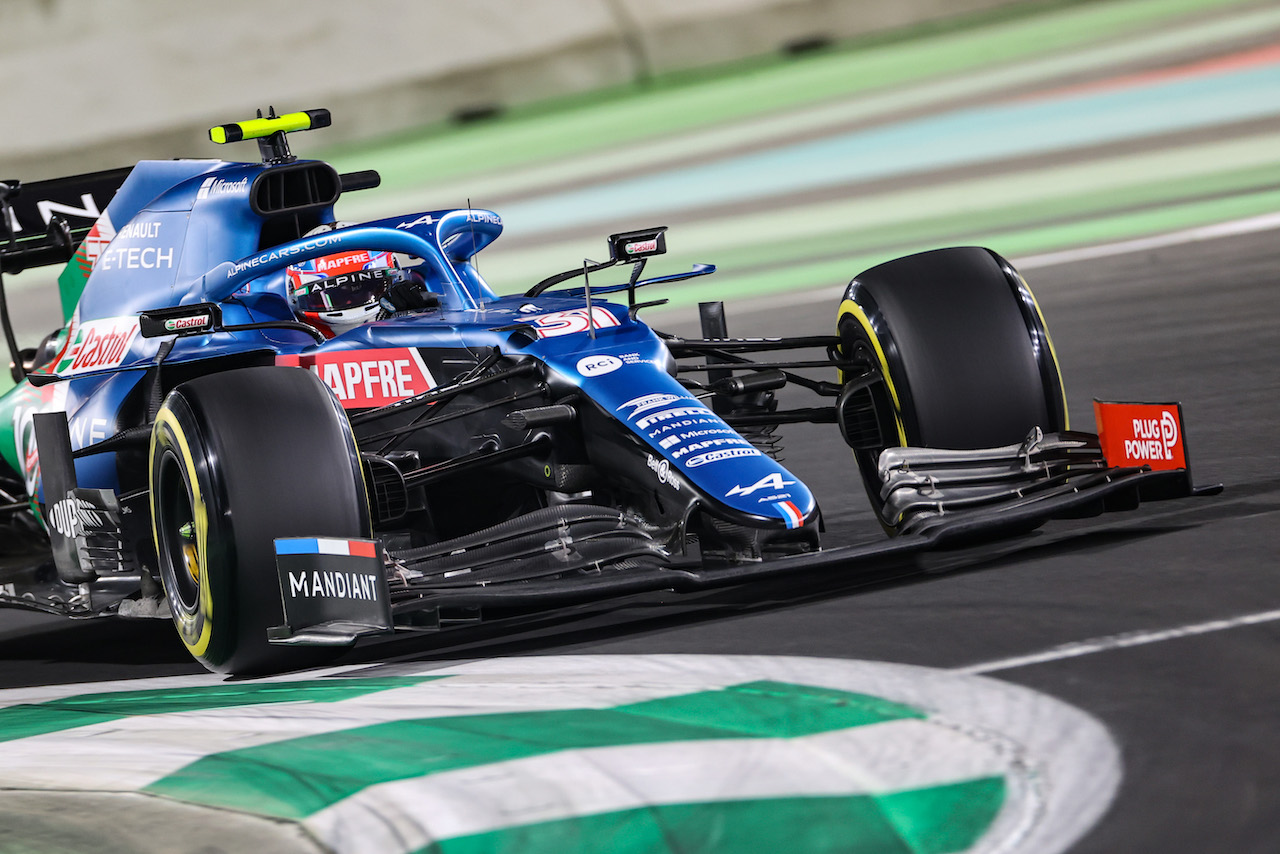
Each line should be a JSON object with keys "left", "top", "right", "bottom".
{"left": 837, "top": 247, "right": 1068, "bottom": 524}
{"left": 149, "top": 366, "right": 370, "bottom": 674}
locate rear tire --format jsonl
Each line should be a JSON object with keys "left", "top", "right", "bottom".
{"left": 150, "top": 366, "right": 370, "bottom": 674}
{"left": 837, "top": 247, "right": 1067, "bottom": 524}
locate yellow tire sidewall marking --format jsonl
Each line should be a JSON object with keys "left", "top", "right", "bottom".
{"left": 150, "top": 407, "right": 214, "bottom": 658}
{"left": 1016, "top": 273, "right": 1070, "bottom": 430}
{"left": 838, "top": 298, "right": 908, "bottom": 447}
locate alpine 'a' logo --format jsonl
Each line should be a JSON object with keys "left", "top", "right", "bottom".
{"left": 726, "top": 472, "right": 795, "bottom": 498}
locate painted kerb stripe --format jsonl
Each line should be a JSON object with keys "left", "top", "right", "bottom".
{"left": 0, "top": 677, "right": 440, "bottom": 744}
{"left": 419, "top": 781, "right": 1005, "bottom": 854}
{"left": 303, "top": 718, "right": 1014, "bottom": 853}
{"left": 144, "top": 680, "right": 923, "bottom": 819}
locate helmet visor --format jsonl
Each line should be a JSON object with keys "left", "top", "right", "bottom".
{"left": 292, "top": 267, "right": 394, "bottom": 313}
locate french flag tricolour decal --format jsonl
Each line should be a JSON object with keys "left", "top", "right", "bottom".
{"left": 775, "top": 501, "right": 804, "bottom": 529}
{"left": 274, "top": 537, "right": 380, "bottom": 558}
{"left": 270, "top": 537, "right": 393, "bottom": 643}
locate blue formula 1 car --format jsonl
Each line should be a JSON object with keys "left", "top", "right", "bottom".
{"left": 0, "top": 110, "right": 1212, "bottom": 673}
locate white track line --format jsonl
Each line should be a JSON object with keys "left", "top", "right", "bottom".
{"left": 667, "top": 210, "right": 1280, "bottom": 322}
{"left": 957, "top": 608, "right": 1280, "bottom": 675}
{"left": 1014, "top": 211, "right": 1280, "bottom": 270}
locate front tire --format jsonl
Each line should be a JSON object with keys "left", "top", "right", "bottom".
{"left": 837, "top": 247, "right": 1068, "bottom": 524}
{"left": 150, "top": 366, "right": 370, "bottom": 674}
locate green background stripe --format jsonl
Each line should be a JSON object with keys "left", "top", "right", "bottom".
{"left": 423, "top": 779, "right": 1005, "bottom": 854}
{"left": 0, "top": 677, "right": 440, "bottom": 744}
{"left": 323, "top": 0, "right": 1254, "bottom": 187}
{"left": 618, "top": 186, "right": 1280, "bottom": 312}
{"left": 145, "top": 680, "right": 924, "bottom": 819}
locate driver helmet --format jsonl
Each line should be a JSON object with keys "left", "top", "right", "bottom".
{"left": 285, "top": 224, "right": 397, "bottom": 337}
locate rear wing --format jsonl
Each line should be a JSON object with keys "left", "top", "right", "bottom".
{"left": 0, "top": 168, "right": 132, "bottom": 274}
{"left": 0, "top": 168, "right": 131, "bottom": 382}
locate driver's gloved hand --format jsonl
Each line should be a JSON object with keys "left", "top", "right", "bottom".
{"left": 380, "top": 272, "right": 440, "bottom": 312}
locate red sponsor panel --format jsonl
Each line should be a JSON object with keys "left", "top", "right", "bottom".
{"left": 278, "top": 348, "right": 436, "bottom": 409}
{"left": 1093, "top": 401, "right": 1186, "bottom": 471}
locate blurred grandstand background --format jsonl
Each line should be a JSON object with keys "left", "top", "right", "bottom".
{"left": 3, "top": 0, "right": 1278, "bottom": 321}
{"left": 1, "top": 0, "right": 1031, "bottom": 177}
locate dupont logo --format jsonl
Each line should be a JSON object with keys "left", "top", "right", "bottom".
{"left": 1093, "top": 401, "right": 1186, "bottom": 471}
{"left": 196, "top": 176, "right": 250, "bottom": 200}
{"left": 48, "top": 496, "right": 102, "bottom": 539}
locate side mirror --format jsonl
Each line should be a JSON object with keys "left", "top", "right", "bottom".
{"left": 138, "top": 303, "right": 223, "bottom": 338}
{"left": 138, "top": 301, "right": 326, "bottom": 344}
{"left": 607, "top": 227, "right": 667, "bottom": 262}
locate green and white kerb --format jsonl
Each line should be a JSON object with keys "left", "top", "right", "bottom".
{"left": 0, "top": 655, "right": 1120, "bottom": 854}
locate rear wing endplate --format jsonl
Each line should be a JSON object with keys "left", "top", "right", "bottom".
{"left": 0, "top": 168, "right": 132, "bottom": 274}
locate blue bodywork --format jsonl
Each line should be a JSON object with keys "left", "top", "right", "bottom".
{"left": 1, "top": 156, "right": 817, "bottom": 536}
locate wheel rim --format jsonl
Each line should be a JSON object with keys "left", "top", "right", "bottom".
{"left": 156, "top": 450, "right": 201, "bottom": 614}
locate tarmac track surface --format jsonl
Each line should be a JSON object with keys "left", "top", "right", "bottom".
{"left": 0, "top": 224, "right": 1276, "bottom": 852}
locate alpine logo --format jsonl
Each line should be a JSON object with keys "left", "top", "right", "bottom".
{"left": 396, "top": 214, "right": 434, "bottom": 229}
{"left": 726, "top": 472, "right": 796, "bottom": 498}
